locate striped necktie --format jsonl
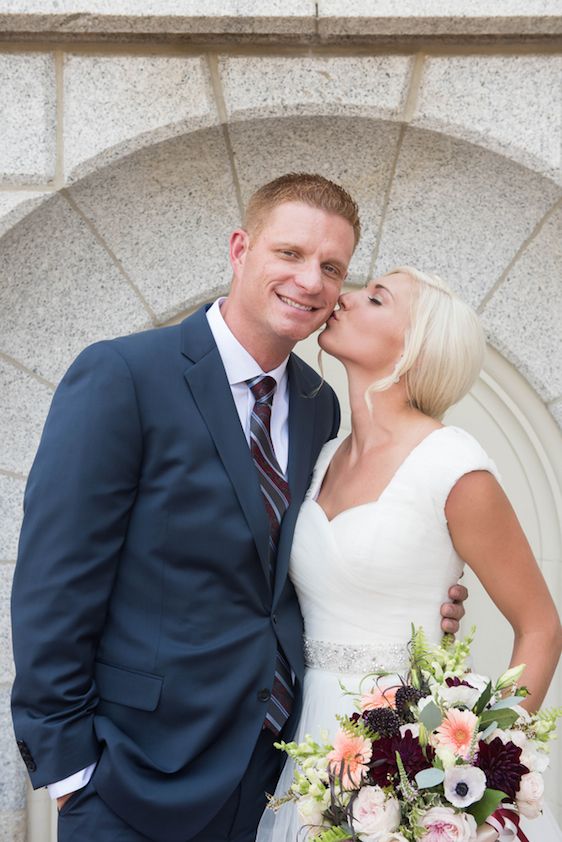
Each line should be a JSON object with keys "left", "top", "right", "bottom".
{"left": 247, "top": 375, "right": 294, "bottom": 735}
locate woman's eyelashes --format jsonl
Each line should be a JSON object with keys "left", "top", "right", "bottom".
{"left": 368, "top": 295, "right": 383, "bottom": 306}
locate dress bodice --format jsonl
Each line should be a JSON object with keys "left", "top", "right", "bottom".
{"left": 289, "top": 426, "right": 500, "bottom": 664}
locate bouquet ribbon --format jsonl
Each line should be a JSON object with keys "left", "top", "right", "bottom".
{"left": 484, "top": 805, "right": 530, "bottom": 842}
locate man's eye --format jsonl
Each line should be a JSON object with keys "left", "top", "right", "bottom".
{"left": 280, "top": 250, "right": 296, "bottom": 258}
{"left": 323, "top": 265, "right": 340, "bottom": 276}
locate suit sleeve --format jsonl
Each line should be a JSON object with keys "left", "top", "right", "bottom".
{"left": 11, "top": 341, "right": 143, "bottom": 788}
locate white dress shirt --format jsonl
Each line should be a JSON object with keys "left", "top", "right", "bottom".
{"left": 48, "top": 299, "right": 290, "bottom": 799}
{"left": 206, "top": 298, "right": 290, "bottom": 474}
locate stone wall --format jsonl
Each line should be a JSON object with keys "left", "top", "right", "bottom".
{"left": 0, "top": 4, "right": 561, "bottom": 840}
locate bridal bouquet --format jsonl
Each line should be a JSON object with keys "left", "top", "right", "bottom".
{"left": 269, "top": 627, "right": 562, "bottom": 841}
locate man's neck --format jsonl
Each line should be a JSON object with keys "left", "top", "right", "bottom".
{"left": 220, "top": 299, "right": 293, "bottom": 372}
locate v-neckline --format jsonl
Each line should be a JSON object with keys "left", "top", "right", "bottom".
{"left": 312, "top": 426, "right": 448, "bottom": 524}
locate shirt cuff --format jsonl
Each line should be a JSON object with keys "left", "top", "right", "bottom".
{"left": 47, "top": 763, "right": 96, "bottom": 799}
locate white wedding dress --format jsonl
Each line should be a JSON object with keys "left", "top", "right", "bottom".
{"left": 256, "top": 426, "right": 562, "bottom": 841}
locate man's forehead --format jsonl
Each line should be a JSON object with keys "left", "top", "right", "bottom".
{"left": 261, "top": 202, "right": 354, "bottom": 243}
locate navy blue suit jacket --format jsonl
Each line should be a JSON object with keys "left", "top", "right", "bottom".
{"left": 11, "top": 305, "right": 340, "bottom": 841}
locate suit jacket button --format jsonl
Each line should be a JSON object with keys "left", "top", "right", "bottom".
{"left": 257, "top": 688, "right": 271, "bottom": 702}
{"left": 272, "top": 614, "right": 278, "bottom": 624}
{"left": 26, "top": 758, "right": 37, "bottom": 772}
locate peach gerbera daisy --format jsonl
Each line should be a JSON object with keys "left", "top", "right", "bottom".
{"left": 360, "top": 685, "right": 398, "bottom": 712}
{"left": 434, "top": 708, "right": 478, "bottom": 758}
{"left": 327, "top": 728, "right": 372, "bottom": 789}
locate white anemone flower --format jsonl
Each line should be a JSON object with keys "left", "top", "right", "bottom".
{"left": 444, "top": 765, "right": 487, "bottom": 808}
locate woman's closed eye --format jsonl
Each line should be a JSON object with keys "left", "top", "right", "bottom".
{"left": 368, "top": 295, "right": 383, "bottom": 306}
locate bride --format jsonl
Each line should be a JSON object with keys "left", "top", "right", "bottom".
{"left": 257, "top": 266, "right": 562, "bottom": 841}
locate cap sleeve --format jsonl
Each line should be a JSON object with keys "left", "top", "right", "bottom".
{"left": 431, "top": 427, "right": 502, "bottom": 526}
{"left": 306, "top": 436, "right": 343, "bottom": 501}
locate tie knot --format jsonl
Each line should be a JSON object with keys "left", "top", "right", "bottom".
{"left": 247, "top": 375, "right": 276, "bottom": 405}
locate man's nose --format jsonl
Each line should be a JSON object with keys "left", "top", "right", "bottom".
{"left": 294, "top": 262, "right": 323, "bottom": 294}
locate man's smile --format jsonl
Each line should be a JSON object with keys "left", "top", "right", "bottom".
{"left": 277, "top": 294, "right": 316, "bottom": 312}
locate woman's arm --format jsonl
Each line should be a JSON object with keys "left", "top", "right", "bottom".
{"left": 445, "top": 470, "right": 562, "bottom": 712}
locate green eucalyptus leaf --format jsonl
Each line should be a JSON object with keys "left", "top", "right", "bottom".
{"left": 490, "top": 696, "right": 521, "bottom": 710}
{"left": 479, "top": 721, "right": 498, "bottom": 741}
{"left": 420, "top": 700, "right": 443, "bottom": 732}
{"left": 415, "top": 767, "right": 445, "bottom": 789}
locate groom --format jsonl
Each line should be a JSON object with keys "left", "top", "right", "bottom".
{"left": 11, "top": 173, "right": 466, "bottom": 842}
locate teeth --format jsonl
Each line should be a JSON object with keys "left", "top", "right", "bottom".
{"left": 279, "top": 295, "right": 313, "bottom": 312}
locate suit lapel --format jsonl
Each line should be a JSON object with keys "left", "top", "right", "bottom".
{"left": 181, "top": 308, "right": 271, "bottom": 585}
{"left": 273, "top": 354, "right": 317, "bottom": 604}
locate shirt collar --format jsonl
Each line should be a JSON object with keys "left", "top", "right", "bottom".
{"left": 206, "top": 298, "right": 289, "bottom": 387}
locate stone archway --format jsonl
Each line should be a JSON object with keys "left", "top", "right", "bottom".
{"left": 0, "top": 113, "right": 560, "bottom": 836}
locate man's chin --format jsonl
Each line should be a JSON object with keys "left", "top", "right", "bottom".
{"left": 277, "top": 318, "right": 328, "bottom": 343}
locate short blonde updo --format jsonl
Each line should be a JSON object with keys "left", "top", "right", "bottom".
{"left": 368, "top": 266, "right": 486, "bottom": 420}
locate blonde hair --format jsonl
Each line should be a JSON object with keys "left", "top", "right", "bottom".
{"left": 244, "top": 172, "right": 361, "bottom": 248}
{"left": 367, "top": 266, "right": 485, "bottom": 420}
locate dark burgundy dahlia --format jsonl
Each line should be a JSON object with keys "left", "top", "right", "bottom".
{"left": 475, "top": 738, "right": 529, "bottom": 799}
{"left": 368, "top": 730, "right": 434, "bottom": 787}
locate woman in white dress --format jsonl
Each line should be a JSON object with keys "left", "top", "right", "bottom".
{"left": 257, "top": 266, "right": 562, "bottom": 841}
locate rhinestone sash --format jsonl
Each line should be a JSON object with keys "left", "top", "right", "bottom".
{"left": 304, "top": 637, "right": 409, "bottom": 675}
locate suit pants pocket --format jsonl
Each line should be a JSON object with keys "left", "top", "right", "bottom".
{"left": 57, "top": 778, "right": 92, "bottom": 818}
{"left": 57, "top": 778, "right": 152, "bottom": 842}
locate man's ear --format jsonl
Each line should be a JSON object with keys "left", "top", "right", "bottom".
{"left": 229, "top": 229, "right": 250, "bottom": 276}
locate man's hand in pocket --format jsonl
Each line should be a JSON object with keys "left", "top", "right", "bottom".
{"left": 57, "top": 791, "right": 77, "bottom": 812}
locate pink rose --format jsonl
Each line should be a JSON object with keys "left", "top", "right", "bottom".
{"left": 516, "top": 771, "right": 544, "bottom": 819}
{"left": 351, "top": 785, "right": 401, "bottom": 839}
{"left": 419, "top": 806, "right": 477, "bottom": 841}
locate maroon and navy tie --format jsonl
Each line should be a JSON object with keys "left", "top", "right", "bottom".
{"left": 247, "top": 375, "right": 294, "bottom": 735}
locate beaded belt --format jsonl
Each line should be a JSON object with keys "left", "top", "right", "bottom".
{"left": 304, "top": 637, "right": 409, "bottom": 675}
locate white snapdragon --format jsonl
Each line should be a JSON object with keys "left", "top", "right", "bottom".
{"left": 434, "top": 745, "right": 458, "bottom": 769}
{"left": 297, "top": 796, "right": 327, "bottom": 836}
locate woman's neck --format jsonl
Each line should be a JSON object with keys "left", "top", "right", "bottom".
{"left": 345, "top": 369, "right": 429, "bottom": 460}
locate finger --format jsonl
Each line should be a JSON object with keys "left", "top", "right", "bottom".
{"left": 448, "top": 583, "right": 468, "bottom": 602}
{"left": 441, "top": 618, "right": 459, "bottom": 635}
{"left": 441, "top": 602, "right": 465, "bottom": 621}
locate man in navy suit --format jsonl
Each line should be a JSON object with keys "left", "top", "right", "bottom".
{"left": 11, "top": 173, "right": 466, "bottom": 841}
